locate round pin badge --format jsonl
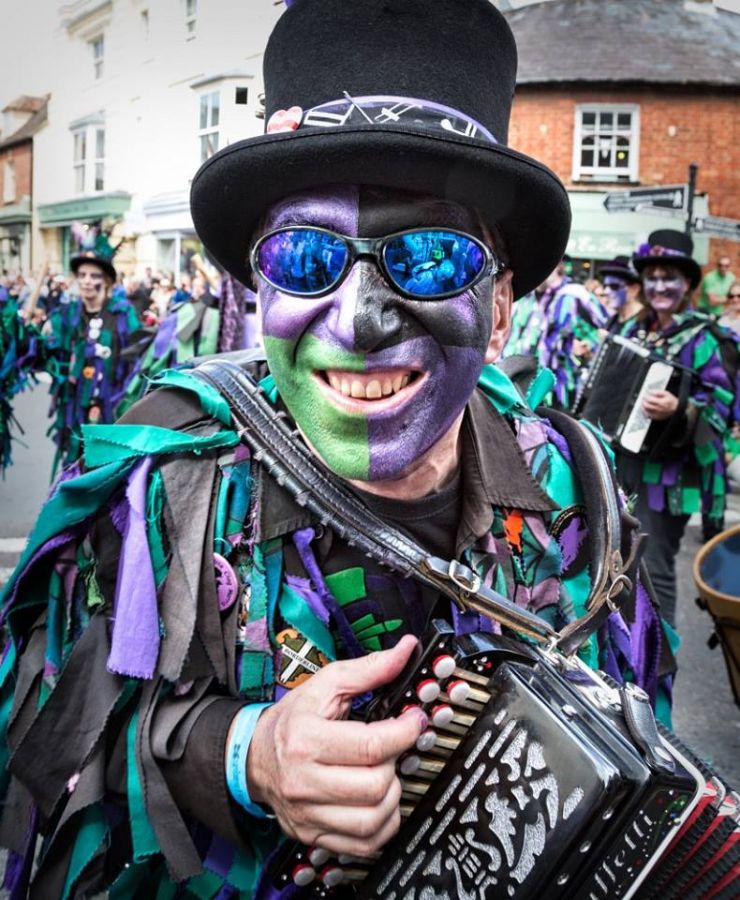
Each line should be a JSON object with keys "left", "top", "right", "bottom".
{"left": 213, "top": 553, "right": 239, "bottom": 611}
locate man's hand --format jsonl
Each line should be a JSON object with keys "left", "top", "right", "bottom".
{"left": 572, "top": 338, "right": 591, "bottom": 360}
{"left": 247, "top": 635, "right": 426, "bottom": 857}
{"left": 643, "top": 390, "right": 679, "bottom": 421}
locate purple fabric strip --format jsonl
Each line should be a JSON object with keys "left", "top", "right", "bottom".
{"left": 285, "top": 574, "right": 330, "bottom": 626}
{"left": 204, "top": 834, "right": 236, "bottom": 879}
{"left": 153, "top": 313, "right": 178, "bottom": 357}
{"left": 629, "top": 580, "right": 663, "bottom": 703}
{"left": 107, "top": 456, "right": 160, "bottom": 679}
{"left": 292, "top": 528, "right": 364, "bottom": 658}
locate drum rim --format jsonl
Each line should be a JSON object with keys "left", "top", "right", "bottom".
{"left": 692, "top": 523, "right": 740, "bottom": 606}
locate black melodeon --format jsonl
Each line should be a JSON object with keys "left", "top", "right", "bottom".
{"left": 271, "top": 620, "right": 739, "bottom": 899}
{"left": 573, "top": 334, "right": 690, "bottom": 456}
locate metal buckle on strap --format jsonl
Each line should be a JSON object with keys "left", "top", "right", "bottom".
{"left": 447, "top": 560, "right": 481, "bottom": 594}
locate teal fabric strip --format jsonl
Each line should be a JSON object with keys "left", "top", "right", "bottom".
{"left": 278, "top": 583, "right": 336, "bottom": 660}
{"left": 476, "top": 363, "right": 527, "bottom": 415}
{"left": 149, "top": 368, "right": 234, "bottom": 425}
{"left": 61, "top": 805, "right": 108, "bottom": 900}
{"left": 82, "top": 424, "right": 239, "bottom": 468}
{"left": 127, "top": 710, "right": 161, "bottom": 860}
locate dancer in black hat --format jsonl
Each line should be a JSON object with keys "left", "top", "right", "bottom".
{"left": 0, "top": 3, "right": 672, "bottom": 896}
{"left": 599, "top": 255, "right": 644, "bottom": 337}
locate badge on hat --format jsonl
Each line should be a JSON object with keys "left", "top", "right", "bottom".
{"left": 276, "top": 628, "right": 329, "bottom": 688}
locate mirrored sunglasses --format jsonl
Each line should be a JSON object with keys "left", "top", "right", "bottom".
{"left": 250, "top": 226, "right": 502, "bottom": 300}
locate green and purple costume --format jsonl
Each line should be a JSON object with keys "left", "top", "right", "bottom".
{"left": 0, "top": 361, "right": 673, "bottom": 898}
{"left": 44, "top": 292, "right": 140, "bottom": 472}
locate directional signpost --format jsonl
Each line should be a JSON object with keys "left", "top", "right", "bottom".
{"left": 603, "top": 184, "right": 687, "bottom": 214}
{"left": 694, "top": 215, "right": 740, "bottom": 242}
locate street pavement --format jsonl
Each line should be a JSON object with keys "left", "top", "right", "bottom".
{"left": 0, "top": 385, "right": 738, "bottom": 783}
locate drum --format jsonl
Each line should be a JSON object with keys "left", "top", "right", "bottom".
{"left": 694, "top": 525, "right": 740, "bottom": 708}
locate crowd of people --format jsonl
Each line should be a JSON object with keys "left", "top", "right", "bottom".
{"left": 0, "top": 254, "right": 258, "bottom": 473}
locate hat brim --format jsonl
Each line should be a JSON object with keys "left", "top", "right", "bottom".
{"left": 598, "top": 264, "right": 640, "bottom": 283}
{"left": 190, "top": 124, "right": 571, "bottom": 299}
{"left": 70, "top": 255, "right": 117, "bottom": 282}
{"left": 633, "top": 255, "right": 701, "bottom": 291}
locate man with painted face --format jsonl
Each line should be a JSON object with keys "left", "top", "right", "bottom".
{"left": 614, "top": 230, "right": 735, "bottom": 625}
{"left": 0, "top": 2, "right": 672, "bottom": 896}
{"left": 42, "top": 251, "right": 140, "bottom": 472}
{"left": 598, "top": 255, "right": 643, "bottom": 336}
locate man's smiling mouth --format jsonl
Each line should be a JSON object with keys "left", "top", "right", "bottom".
{"left": 314, "top": 368, "right": 426, "bottom": 408}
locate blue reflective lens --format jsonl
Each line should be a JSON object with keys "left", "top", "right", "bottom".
{"left": 383, "top": 231, "right": 485, "bottom": 297}
{"left": 257, "top": 229, "right": 348, "bottom": 294}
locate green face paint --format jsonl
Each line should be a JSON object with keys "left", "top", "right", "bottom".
{"left": 264, "top": 333, "right": 371, "bottom": 478}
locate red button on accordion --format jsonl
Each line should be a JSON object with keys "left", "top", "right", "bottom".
{"left": 270, "top": 621, "right": 739, "bottom": 898}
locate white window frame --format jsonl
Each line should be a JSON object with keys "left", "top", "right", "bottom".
{"left": 198, "top": 90, "right": 220, "bottom": 164}
{"left": 72, "top": 124, "right": 105, "bottom": 194}
{"left": 90, "top": 34, "right": 105, "bottom": 79}
{"left": 73, "top": 129, "right": 87, "bottom": 194}
{"left": 185, "top": 0, "right": 197, "bottom": 38}
{"left": 572, "top": 104, "right": 640, "bottom": 183}
{"left": 3, "top": 159, "right": 16, "bottom": 204}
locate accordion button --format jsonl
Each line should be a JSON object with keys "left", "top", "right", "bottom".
{"left": 400, "top": 754, "right": 421, "bottom": 775}
{"left": 308, "top": 847, "right": 331, "bottom": 867}
{"left": 447, "top": 679, "right": 471, "bottom": 703}
{"left": 416, "top": 729, "right": 437, "bottom": 752}
{"left": 416, "top": 679, "right": 441, "bottom": 703}
{"left": 432, "top": 654, "right": 456, "bottom": 679}
{"left": 320, "top": 865, "right": 345, "bottom": 888}
{"left": 292, "top": 864, "right": 316, "bottom": 887}
{"left": 431, "top": 704, "right": 454, "bottom": 727}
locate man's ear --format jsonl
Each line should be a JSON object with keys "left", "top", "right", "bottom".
{"left": 484, "top": 269, "right": 513, "bottom": 364}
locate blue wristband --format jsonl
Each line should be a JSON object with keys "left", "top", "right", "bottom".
{"left": 226, "top": 702, "right": 273, "bottom": 817}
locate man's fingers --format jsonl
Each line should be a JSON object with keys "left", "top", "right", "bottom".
{"left": 281, "top": 760, "right": 398, "bottom": 807}
{"left": 313, "top": 711, "right": 427, "bottom": 766}
{"left": 311, "top": 634, "right": 419, "bottom": 699}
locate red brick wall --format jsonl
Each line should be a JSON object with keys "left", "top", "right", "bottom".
{"left": 509, "top": 86, "right": 740, "bottom": 276}
{"left": 0, "top": 140, "right": 33, "bottom": 205}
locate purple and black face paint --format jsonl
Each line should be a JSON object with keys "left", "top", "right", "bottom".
{"left": 258, "top": 185, "right": 496, "bottom": 481}
{"left": 642, "top": 264, "right": 687, "bottom": 315}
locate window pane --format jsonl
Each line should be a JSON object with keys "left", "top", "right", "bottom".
{"left": 581, "top": 150, "right": 594, "bottom": 167}
{"left": 615, "top": 137, "right": 630, "bottom": 168}
{"left": 199, "top": 95, "right": 208, "bottom": 130}
{"left": 74, "top": 131, "right": 86, "bottom": 162}
{"left": 582, "top": 111, "right": 595, "bottom": 127}
{"left": 75, "top": 165, "right": 85, "bottom": 193}
{"left": 187, "top": 0, "right": 197, "bottom": 15}
{"left": 600, "top": 112, "right": 613, "bottom": 127}
{"left": 96, "top": 128, "right": 105, "bottom": 158}
{"left": 210, "top": 92, "right": 220, "bottom": 127}
{"left": 95, "top": 162, "right": 105, "bottom": 190}
{"left": 617, "top": 113, "right": 631, "bottom": 128}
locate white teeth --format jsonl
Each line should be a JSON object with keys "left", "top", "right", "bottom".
{"left": 341, "top": 379, "right": 351, "bottom": 397}
{"left": 366, "top": 379, "right": 382, "bottom": 399}
{"left": 329, "top": 375, "right": 341, "bottom": 391}
{"left": 382, "top": 380, "right": 393, "bottom": 396}
{"left": 401, "top": 375, "right": 410, "bottom": 389}
{"left": 392, "top": 374, "right": 404, "bottom": 393}
{"left": 326, "top": 372, "right": 415, "bottom": 399}
{"left": 351, "top": 380, "right": 365, "bottom": 398}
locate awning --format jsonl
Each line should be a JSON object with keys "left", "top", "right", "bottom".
{"left": 37, "top": 191, "right": 131, "bottom": 227}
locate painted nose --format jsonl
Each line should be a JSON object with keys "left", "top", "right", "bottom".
{"left": 326, "top": 260, "right": 403, "bottom": 352}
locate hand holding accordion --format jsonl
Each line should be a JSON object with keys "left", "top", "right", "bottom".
{"left": 270, "top": 622, "right": 739, "bottom": 898}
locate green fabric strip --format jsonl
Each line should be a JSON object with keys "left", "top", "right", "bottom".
{"left": 354, "top": 619, "right": 403, "bottom": 640}
{"left": 185, "top": 868, "right": 224, "bottom": 899}
{"left": 151, "top": 368, "right": 234, "bottom": 425}
{"left": 278, "top": 583, "right": 336, "bottom": 660}
{"left": 226, "top": 848, "right": 260, "bottom": 892}
{"left": 476, "top": 363, "right": 528, "bottom": 415}
{"left": 127, "top": 711, "right": 161, "bottom": 861}
{"left": 324, "top": 567, "right": 366, "bottom": 606}
{"left": 61, "top": 805, "right": 108, "bottom": 900}
{"left": 146, "top": 469, "right": 169, "bottom": 588}
{"left": 681, "top": 486, "right": 701, "bottom": 514}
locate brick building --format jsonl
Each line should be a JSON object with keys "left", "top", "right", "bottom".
{"left": 0, "top": 96, "right": 48, "bottom": 273}
{"left": 503, "top": 0, "right": 740, "bottom": 282}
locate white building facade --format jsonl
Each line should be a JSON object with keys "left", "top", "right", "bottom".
{"left": 21, "top": 0, "right": 283, "bottom": 279}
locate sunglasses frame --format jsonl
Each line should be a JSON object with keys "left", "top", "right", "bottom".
{"left": 250, "top": 225, "right": 503, "bottom": 301}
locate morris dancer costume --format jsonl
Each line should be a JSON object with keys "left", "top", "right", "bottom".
{"left": 0, "top": 3, "right": 680, "bottom": 897}
{"left": 43, "top": 254, "right": 139, "bottom": 473}
{"left": 0, "top": 287, "right": 44, "bottom": 472}
{"left": 614, "top": 231, "right": 735, "bottom": 626}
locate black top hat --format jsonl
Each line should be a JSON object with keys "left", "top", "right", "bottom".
{"left": 632, "top": 230, "right": 701, "bottom": 290}
{"left": 190, "top": 0, "right": 571, "bottom": 299}
{"left": 70, "top": 252, "right": 117, "bottom": 282}
{"left": 599, "top": 255, "right": 640, "bottom": 284}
